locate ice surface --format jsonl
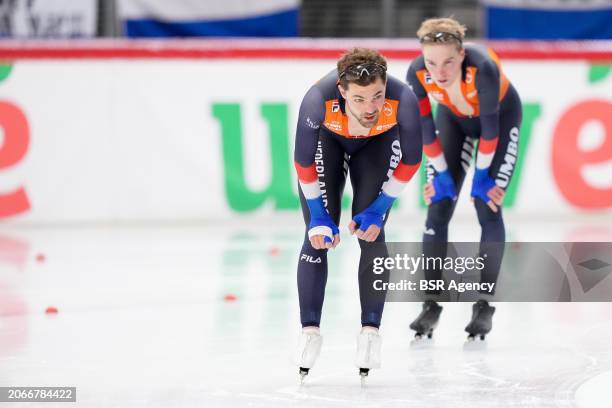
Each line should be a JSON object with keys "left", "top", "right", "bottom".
{"left": 1, "top": 216, "right": 611, "bottom": 407}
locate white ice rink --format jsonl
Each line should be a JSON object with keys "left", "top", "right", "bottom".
{"left": 1, "top": 216, "right": 611, "bottom": 407}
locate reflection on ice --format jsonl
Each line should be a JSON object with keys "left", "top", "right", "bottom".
{"left": 0, "top": 219, "right": 610, "bottom": 407}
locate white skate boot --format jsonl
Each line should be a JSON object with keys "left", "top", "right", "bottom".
{"left": 355, "top": 326, "right": 381, "bottom": 384}
{"left": 295, "top": 326, "right": 322, "bottom": 383}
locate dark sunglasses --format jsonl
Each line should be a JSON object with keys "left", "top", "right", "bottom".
{"left": 339, "top": 62, "right": 387, "bottom": 80}
{"left": 419, "top": 32, "right": 462, "bottom": 45}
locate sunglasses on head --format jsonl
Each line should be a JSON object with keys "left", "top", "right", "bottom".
{"left": 419, "top": 32, "right": 462, "bottom": 45}
{"left": 339, "top": 62, "right": 387, "bottom": 80}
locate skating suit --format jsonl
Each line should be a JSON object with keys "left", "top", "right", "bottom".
{"left": 294, "top": 70, "right": 422, "bottom": 327}
{"left": 407, "top": 44, "right": 523, "bottom": 293}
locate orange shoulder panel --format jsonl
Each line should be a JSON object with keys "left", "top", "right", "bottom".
{"left": 323, "top": 99, "right": 347, "bottom": 136}
{"left": 368, "top": 99, "right": 399, "bottom": 136}
{"left": 416, "top": 69, "right": 436, "bottom": 93}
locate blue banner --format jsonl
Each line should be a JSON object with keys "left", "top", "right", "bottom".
{"left": 119, "top": 0, "right": 299, "bottom": 38}
{"left": 483, "top": 1, "right": 612, "bottom": 39}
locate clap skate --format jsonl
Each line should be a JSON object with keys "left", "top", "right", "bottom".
{"left": 465, "top": 300, "right": 495, "bottom": 341}
{"left": 355, "top": 326, "right": 381, "bottom": 385}
{"left": 410, "top": 300, "right": 443, "bottom": 339}
{"left": 295, "top": 327, "right": 322, "bottom": 383}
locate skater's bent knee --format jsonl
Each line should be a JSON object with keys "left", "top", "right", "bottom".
{"left": 427, "top": 200, "right": 454, "bottom": 226}
{"left": 474, "top": 199, "right": 503, "bottom": 223}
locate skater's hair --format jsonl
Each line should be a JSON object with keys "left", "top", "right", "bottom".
{"left": 337, "top": 48, "right": 387, "bottom": 90}
{"left": 417, "top": 17, "right": 466, "bottom": 51}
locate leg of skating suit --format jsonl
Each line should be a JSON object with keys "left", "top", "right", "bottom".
{"left": 422, "top": 106, "right": 473, "bottom": 293}
{"left": 349, "top": 129, "right": 400, "bottom": 328}
{"left": 476, "top": 85, "right": 522, "bottom": 294}
{"left": 297, "top": 131, "right": 348, "bottom": 328}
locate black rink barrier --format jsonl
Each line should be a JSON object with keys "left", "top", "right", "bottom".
{"left": 359, "top": 242, "right": 612, "bottom": 302}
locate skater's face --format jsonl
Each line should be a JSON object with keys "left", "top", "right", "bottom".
{"left": 422, "top": 44, "right": 465, "bottom": 89}
{"left": 338, "top": 77, "right": 386, "bottom": 129}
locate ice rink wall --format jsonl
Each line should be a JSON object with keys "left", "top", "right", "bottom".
{"left": 0, "top": 39, "right": 610, "bottom": 224}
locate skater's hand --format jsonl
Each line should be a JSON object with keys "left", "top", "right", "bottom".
{"left": 470, "top": 187, "right": 504, "bottom": 213}
{"left": 349, "top": 191, "right": 395, "bottom": 242}
{"left": 308, "top": 214, "right": 340, "bottom": 250}
{"left": 425, "top": 170, "right": 457, "bottom": 205}
{"left": 486, "top": 185, "right": 505, "bottom": 212}
{"left": 470, "top": 169, "right": 503, "bottom": 213}
{"left": 348, "top": 219, "right": 381, "bottom": 242}
{"left": 310, "top": 232, "right": 340, "bottom": 250}
{"left": 423, "top": 182, "right": 435, "bottom": 205}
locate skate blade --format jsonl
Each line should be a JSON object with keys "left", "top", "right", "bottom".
{"left": 299, "top": 367, "right": 309, "bottom": 384}
{"left": 359, "top": 368, "right": 369, "bottom": 387}
{"left": 410, "top": 330, "right": 435, "bottom": 348}
{"left": 466, "top": 332, "right": 488, "bottom": 341}
{"left": 413, "top": 327, "right": 435, "bottom": 339}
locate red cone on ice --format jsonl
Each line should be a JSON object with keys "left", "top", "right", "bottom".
{"left": 269, "top": 247, "right": 280, "bottom": 256}
{"left": 36, "top": 253, "right": 46, "bottom": 263}
{"left": 45, "top": 306, "right": 58, "bottom": 315}
{"left": 224, "top": 294, "right": 237, "bottom": 302}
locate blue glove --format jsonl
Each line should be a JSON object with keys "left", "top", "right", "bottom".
{"left": 471, "top": 168, "right": 497, "bottom": 204}
{"left": 430, "top": 170, "right": 457, "bottom": 203}
{"left": 306, "top": 197, "right": 339, "bottom": 243}
{"left": 352, "top": 191, "right": 395, "bottom": 233}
